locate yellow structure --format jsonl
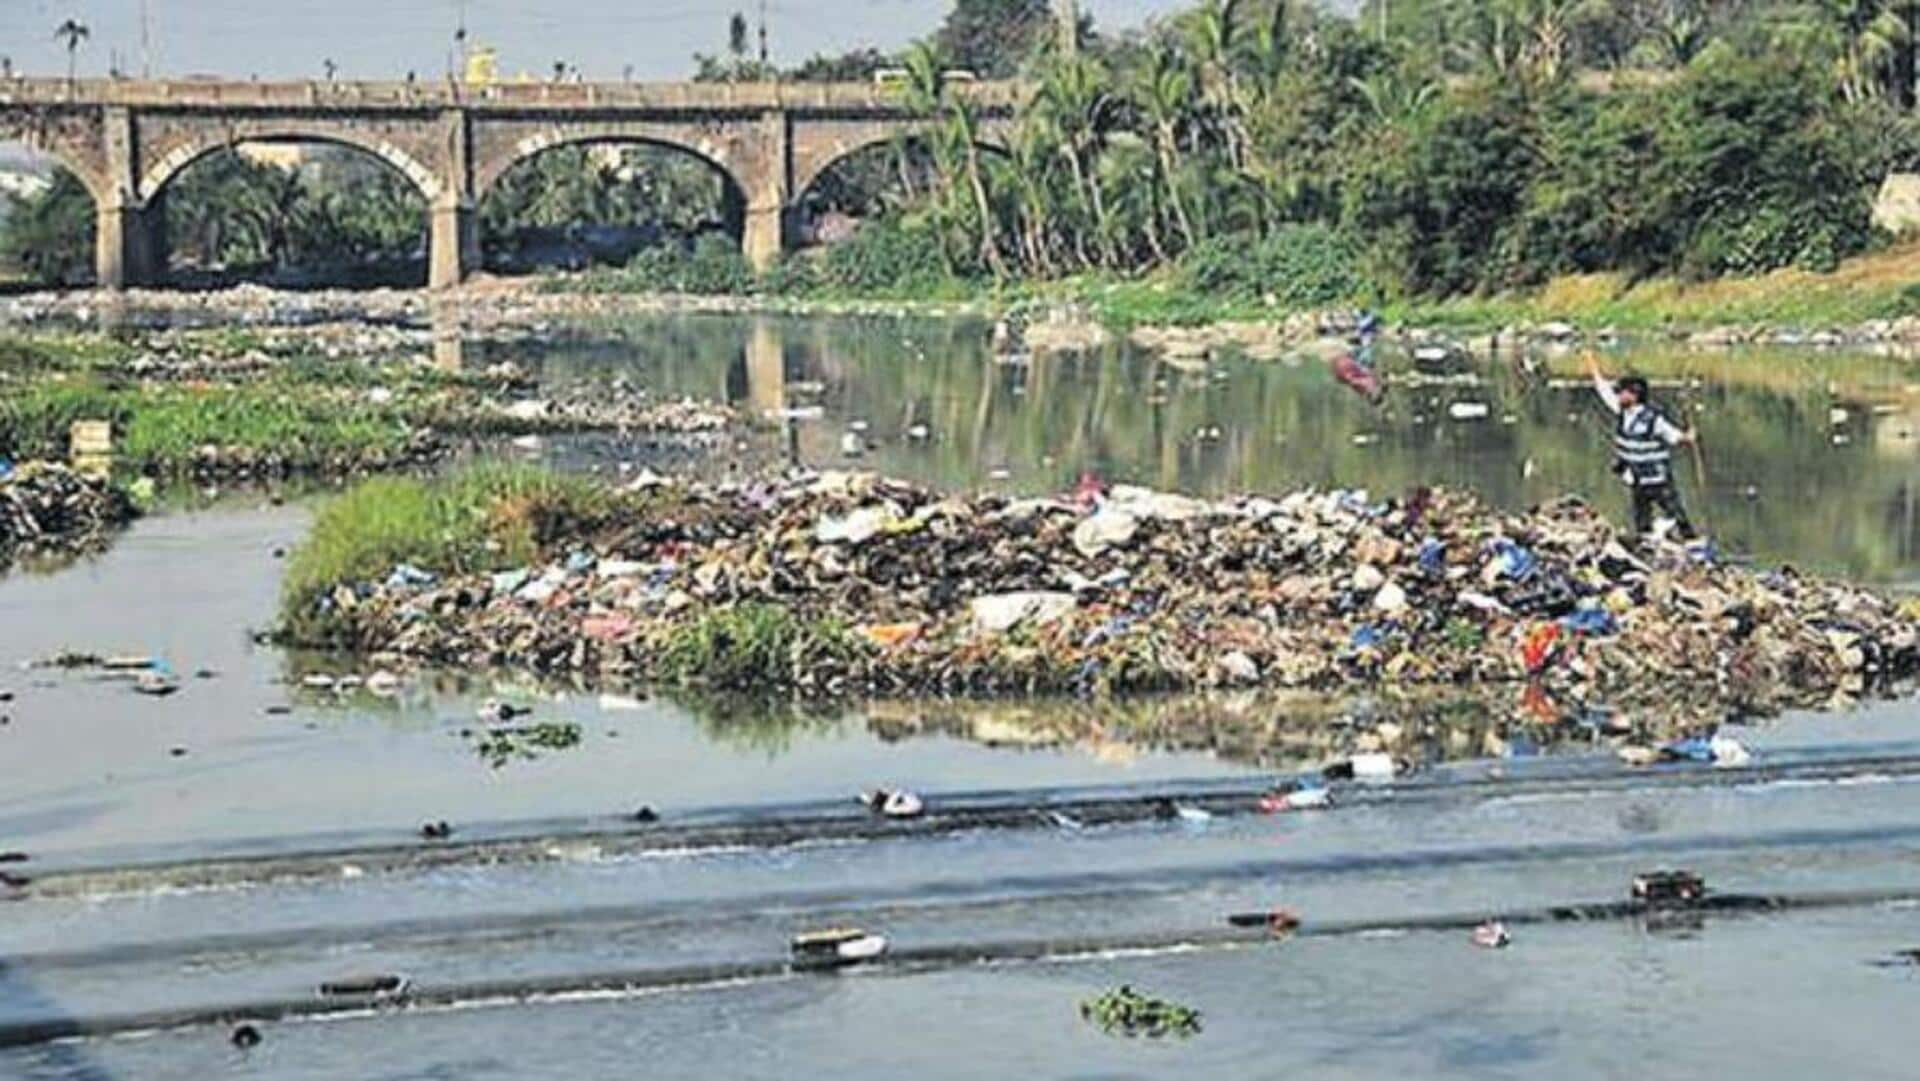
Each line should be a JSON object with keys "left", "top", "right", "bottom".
{"left": 463, "top": 46, "right": 498, "bottom": 86}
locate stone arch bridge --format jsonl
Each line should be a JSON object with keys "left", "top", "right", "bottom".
{"left": 0, "top": 78, "right": 1020, "bottom": 288}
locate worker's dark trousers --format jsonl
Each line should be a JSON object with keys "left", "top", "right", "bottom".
{"left": 1630, "top": 482, "right": 1695, "bottom": 540}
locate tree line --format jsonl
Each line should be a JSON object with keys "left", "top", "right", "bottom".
{"left": 4, "top": 0, "right": 1918, "bottom": 297}
{"left": 841, "top": 0, "right": 1920, "bottom": 300}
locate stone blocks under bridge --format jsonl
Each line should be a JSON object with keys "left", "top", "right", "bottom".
{"left": 0, "top": 78, "right": 1019, "bottom": 288}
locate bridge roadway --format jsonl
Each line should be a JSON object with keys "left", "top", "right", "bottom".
{"left": 0, "top": 77, "right": 1021, "bottom": 288}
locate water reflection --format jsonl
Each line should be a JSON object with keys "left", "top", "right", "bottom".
{"left": 481, "top": 314, "right": 1920, "bottom": 583}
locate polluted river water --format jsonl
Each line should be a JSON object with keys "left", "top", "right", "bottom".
{"left": 4, "top": 311, "right": 1920, "bottom": 1078}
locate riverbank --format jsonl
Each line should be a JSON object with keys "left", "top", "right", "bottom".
{"left": 10, "top": 239, "right": 1920, "bottom": 364}
{"left": 279, "top": 466, "right": 1920, "bottom": 743}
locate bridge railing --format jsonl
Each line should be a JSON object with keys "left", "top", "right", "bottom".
{"left": 0, "top": 77, "right": 1025, "bottom": 112}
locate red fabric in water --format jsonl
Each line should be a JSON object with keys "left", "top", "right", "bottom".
{"left": 1331, "top": 353, "right": 1381, "bottom": 399}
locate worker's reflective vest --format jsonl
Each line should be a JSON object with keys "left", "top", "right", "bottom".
{"left": 1613, "top": 405, "right": 1672, "bottom": 486}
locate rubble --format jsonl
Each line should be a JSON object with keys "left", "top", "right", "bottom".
{"left": 0, "top": 462, "right": 137, "bottom": 569}
{"left": 284, "top": 471, "right": 1920, "bottom": 736}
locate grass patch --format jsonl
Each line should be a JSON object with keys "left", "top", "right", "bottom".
{"left": 281, "top": 463, "right": 618, "bottom": 641}
{"left": 0, "top": 331, "right": 139, "bottom": 372}
{"left": 659, "top": 602, "right": 859, "bottom": 690}
{"left": 0, "top": 375, "right": 418, "bottom": 472}
{"left": 1392, "top": 241, "right": 1920, "bottom": 331}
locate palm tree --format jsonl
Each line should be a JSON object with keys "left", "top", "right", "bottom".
{"left": 1036, "top": 54, "right": 1120, "bottom": 266}
{"left": 1349, "top": 68, "right": 1440, "bottom": 127}
{"left": 729, "top": 12, "right": 750, "bottom": 58}
{"left": 1137, "top": 46, "right": 1199, "bottom": 250}
{"left": 1819, "top": 0, "right": 1916, "bottom": 104}
{"left": 54, "top": 19, "right": 89, "bottom": 87}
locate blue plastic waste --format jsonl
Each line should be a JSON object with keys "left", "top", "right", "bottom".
{"left": 1561, "top": 607, "right": 1618, "bottom": 636}
{"left": 1491, "top": 540, "right": 1538, "bottom": 581}
{"left": 565, "top": 550, "right": 596, "bottom": 574}
{"left": 0, "top": 457, "right": 13, "bottom": 481}
{"left": 1350, "top": 624, "right": 1386, "bottom": 650}
{"left": 1417, "top": 538, "right": 1446, "bottom": 575}
{"left": 1660, "top": 736, "right": 1714, "bottom": 762}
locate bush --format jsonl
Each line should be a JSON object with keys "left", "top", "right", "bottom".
{"left": 622, "top": 233, "right": 756, "bottom": 294}
{"left": 1179, "top": 224, "right": 1364, "bottom": 308}
{"left": 760, "top": 252, "right": 821, "bottom": 295}
{"left": 813, "top": 217, "right": 957, "bottom": 296}
{"left": 0, "top": 171, "right": 95, "bottom": 285}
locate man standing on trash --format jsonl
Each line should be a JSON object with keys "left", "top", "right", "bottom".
{"left": 1585, "top": 352, "right": 1698, "bottom": 542}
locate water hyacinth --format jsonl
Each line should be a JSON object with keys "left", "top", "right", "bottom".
{"left": 1079, "top": 985, "right": 1202, "bottom": 1039}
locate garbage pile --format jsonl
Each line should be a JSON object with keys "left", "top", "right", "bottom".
{"left": 0, "top": 462, "right": 136, "bottom": 567}
{"left": 475, "top": 388, "right": 734, "bottom": 436}
{"left": 293, "top": 471, "right": 1920, "bottom": 725}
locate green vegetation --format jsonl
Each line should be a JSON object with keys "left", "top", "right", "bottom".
{"left": 0, "top": 331, "right": 139, "bottom": 370}
{"left": 542, "top": 0, "right": 1920, "bottom": 328}
{"left": 7, "top": 0, "right": 1920, "bottom": 322}
{"left": 1392, "top": 247, "right": 1920, "bottom": 330}
{"left": 568, "top": 234, "right": 756, "bottom": 295}
{"left": 1080, "top": 986, "right": 1203, "bottom": 1039}
{"left": 163, "top": 147, "right": 425, "bottom": 279}
{"left": 281, "top": 464, "right": 617, "bottom": 641}
{"left": 470, "top": 721, "right": 585, "bottom": 768}
{"left": 659, "top": 603, "right": 859, "bottom": 690}
{"left": 0, "top": 377, "right": 418, "bottom": 472}
{"left": 0, "top": 172, "right": 94, "bottom": 285}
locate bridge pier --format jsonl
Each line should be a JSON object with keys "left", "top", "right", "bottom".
{"left": 95, "top": 200, "right": 161, "bottom": 289}
{"left": 429, "top": 200, "right": 478, "bottom": 290}
{"left": 743, "top": 200, "right": 786, "bottom": 273}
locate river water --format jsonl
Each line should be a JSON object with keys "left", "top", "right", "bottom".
{"left": 4, "top": 311, "right": 1920, "bottom": 1077}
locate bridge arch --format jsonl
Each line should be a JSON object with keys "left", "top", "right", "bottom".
{"left": 793, "top": 125, "right": 1012, "bottom": 207}
{"left": 138, "top": 129, "right": 443, "bottom": 206}
{"left": 474, "top": 128, "right": 750, "bottom": 208}
{"left": 26, "top": 147, "right": 111, "bottom": 208}
{"left": 473, "top": 129, "right": 760, "bottom": 275}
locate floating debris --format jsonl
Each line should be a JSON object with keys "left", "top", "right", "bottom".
{"left": 229, "top": 1023, "right": 263, "bottom": 1049}
{"left": 1472, "top": 920, "right": 1513, "bottom": 949}
{"left": 1080, "top": 986, "right": 1203, "bottom": 1039}
{"left": 469, "top": 722, "right": 583, "bottom": 768}
{"left": 862, "top": 788, "right": 925, "bottom": 819}
{"left": 476, "top": 698, "right": 531, "bottom": 724}
{"left": 133, "top": 670, "right": 180, "bottom": 697}
{"left": 1633, "top": 870, "right": 1707, "bottom": 907}
{"left": 1259, "top": 780, "right": 1333, "bottom": 813}
{"left": 791, "top": 927, "right": 889, "bottom": 968}
{"left": 317, "top": 974, "right": 409, "bottom": 999}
